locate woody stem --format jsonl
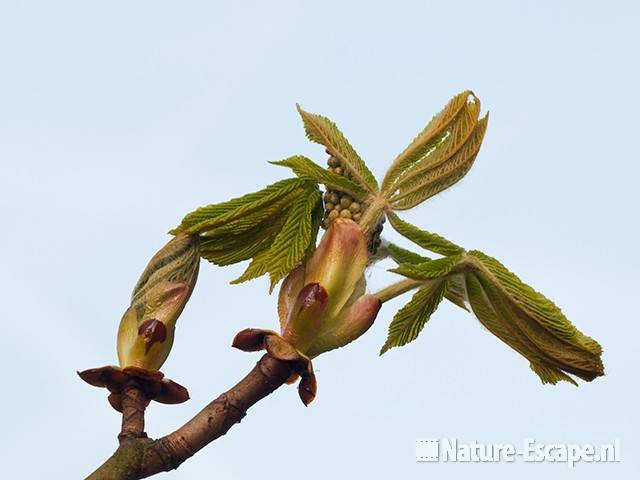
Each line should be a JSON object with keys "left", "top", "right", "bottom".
{"left": 119, "top": 378, "right": 148, "bottom": 443}
{"left": 88, "top": 354, "right": 293, "bottom": 479}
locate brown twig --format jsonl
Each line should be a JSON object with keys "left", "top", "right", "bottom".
{"left": 118, "top": 379, "right": 148, "bottom": 443}
{"left": 87, "top": 354, "right": 292, "bottom": 479}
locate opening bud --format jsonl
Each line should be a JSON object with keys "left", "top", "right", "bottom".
{"left": 278, "top": 219, "right": 380, "bottom": 358}
{"left": 117, "top": 234, "right": 200, "bottom": 371}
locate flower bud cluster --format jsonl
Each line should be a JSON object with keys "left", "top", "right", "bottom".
{"left": 322, "top": 151, "right": 384, "bottom": 254}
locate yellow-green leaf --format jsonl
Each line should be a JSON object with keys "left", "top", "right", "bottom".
{"left": 387, "top": 212, "right": 464, "bottom": 256}
{"left": 271, "top": 155, "right": 370, "bottom": 200}
{"left": 380, "top": 279, "right": 449, "bottom": 354}
{"left": 390, "top": 114, "right": 488, "bottom": 210}
{"left": 296, "top": 104, "right": 378, "bottom": 193}
{"left": 381, "top": 90, "right": 474, "bottom": 192}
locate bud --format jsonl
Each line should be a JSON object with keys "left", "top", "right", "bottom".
{"left": 117, "top": 234, "right": 200, "bottom": 371}
{"left": 305, "top": 294, "right": 381, "bottom": 358}
{"left": 278, "top": 219, "right": 379, "bottom": 358}
{"left": 282, "top": 283, "right": 328, "bottom": 352}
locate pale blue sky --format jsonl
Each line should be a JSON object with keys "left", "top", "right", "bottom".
{"left": 1, "top": 1, "right": 638, "bottom": 478}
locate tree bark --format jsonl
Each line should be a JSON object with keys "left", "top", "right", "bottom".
{"left": 87, "top": 354, "right": 292, "bottom": 479}
{"left": 118, "top": 379, "right": 148, "bottom": 443}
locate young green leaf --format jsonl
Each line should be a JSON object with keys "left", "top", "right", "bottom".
{"left": 271, "top": 155, "right": 370, "bottom": 200}
{"left": 230, "top": 187, "right": 323, "bottom": 288}
{"left": 263, "top": 188, "right": 323, "bottom": 290}
{"left": 380, "top": 279, "right": 449, "bottom": 354}
{"left": 172, "top": 178, "right": 313, "bottom": 235}
{"left": 385, "top": 243, "right": 431, "bottom": 264}
{"left": 296, "top": 104, "right": 379, "bottom": 193}
{"left": 174, "top": 178, "right": 323, "bottom": 289}
{"left": 468, "top": 251, "right": 602, "bottom": 355}
{"left": 389, "top": 254, "right": 464, "bottom": 280}
{"left": 390, "top": 114, "right": 488, "bottom": 210}
{"left": 381, "top": 90, "right": 474, "bottom": 193}
{"left": 387, "top": 212, "right": 464, "bottom": 256}
{"left": 383, "top": 243, "right": 468, "bottom": 311}
{"left": 379, "top": 214, "right": 603, "bottom": 383}
{"left": 463, "top": 251, "right": 604, "bottom": 385}
{"left": 199, "top": 216, "right": 286, "bottom": 266}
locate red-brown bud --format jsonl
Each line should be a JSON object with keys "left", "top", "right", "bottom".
{"left": 277, "top": 219, "right": 380, "bottom": 358}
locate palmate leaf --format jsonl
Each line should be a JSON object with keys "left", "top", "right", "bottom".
{"left": 296, "top": 104, "right": 379, "bottom": 193}
{"left": 173, "top": 178, "right": 323, "bottom": 288}
{"left": 383, "top": 220, "right": 604, "bottom": 385}
{"left": 271, "top": 155, "right": 370, "bottom": 200}
{"left": 380, "top": 279, "right": 449, "bottom": 354}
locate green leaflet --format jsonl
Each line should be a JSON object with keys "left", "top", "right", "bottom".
{"left": 381, "top": 91, "right": 488, "bottom": 212}
{"left": 443, "top": 274, "right": 469, "bottom": 312}
{"left": 296, "top": 104, "right": 379, "bottom": 193}
{"left": 263, "top": 188, "right": 323, "bottom": 290}
{"left": 231, "top": 188, "right": 322, "bottom": 289}
{"left": 389, "top": 254, "right": 464, "bottom": 280}
{"left": 390, "top": 101, "right": 481, "bottom": 191}
{"left": 390, "top": 115, "right": 489, "bottom": 210}
{"left": 382, "top": 91, "right": 473, "bottom": 192}
{"left": 465, "top": 251, "right": 604, "bottom": 383}
{"left": 199, "top": 216, "right": 285, "bottom": 266}
{"left": 386, "top": 243, "right": 431, "bottom": 265}
{"left": 294, "top": 95, "right": 487, "bottom": 214}
{"left": 387, "top": 212, "right": 464, "bottom": 256}
{"left": 384, "top": 243, "right": 467, "bottom": 312}
{"left": 271, "top": 155, "right": 370, "bottom": 200}
{"left": 172, "top": 178, "right": 311, "bottom": 235}
{"left": 174, "top": 178, "right": 323, "bottom": 288}
{"left": 468, "top": 251, "right": 592, "bottom": 345}
{"left": 380, "top": 279, "right": 449, "bottom": 354}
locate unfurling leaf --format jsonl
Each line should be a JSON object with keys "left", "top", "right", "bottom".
{"left": 271, "top": 155, "right": 370, "bottom": 200}
{"left": 230, "top": 187, "right": 322, "bottom": 288}
{"left": 382, "top": 90, "right": 473, "bottom": 191}
{"left": 464, "top": 251, "right": 604, "bottom": 384}
{"left": 118, "top": 234, "right": 200, "bottom": 371}
{"left": 380, "top": 279, "right": 449, "bottom": 354}
{"left": 234, "top": 188, "right": 322, "bottom": 290}
{"left": 390, "top": 115, "right": 488, "bottom": 210}
{"left": 172, "top": 178, "right": 310, "bottom": 235}
{"left": 383, "top": 243, "right": 468, "bottom": 312}
{"left": 383, "top": 222, "right": 604, "bottom": 385}
{"left": 387, "top": 212, "right": 464, "bottom": 256}
{"left": 385, "top": 242, "right": 431, "bottom": 265}
{"left": 380, "top": 91, "right": 488, "bottom": 210}
{"left": 389, "top": 254, "right": 464, "bottom": 280}
{"left": 296, "top": 104, "right": 379, "bottom": 193}
{"left": 173, "top": 178, "right": 323, "bottom": 288}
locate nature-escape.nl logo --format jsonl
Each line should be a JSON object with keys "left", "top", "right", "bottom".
{"left": 416, "top": 438, "right": 621, "bottom": 468}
